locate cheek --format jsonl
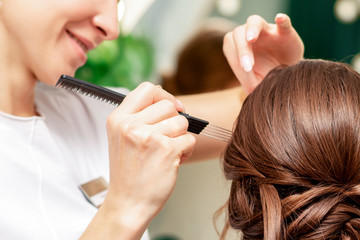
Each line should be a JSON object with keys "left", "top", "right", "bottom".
{"left": 54, "top": 0, "right": 97, "bottom": 21}
{"left": 1, "top": 0, "right": 88, "bottom": 84}
{"left": 30, "top": 40, "right": 81, "bottom": 86}
{"left": 2, "top": 0, "right": 58, "bottom": 53}
{"left": 2, "top": 0, "right": 98, "bottom": 85}
{"left": 2, "top": 13, "right": 63, "bottom": 84}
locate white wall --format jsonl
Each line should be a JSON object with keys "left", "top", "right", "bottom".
{"left": 149, "top": 159, "right": 243, "bottom": 240}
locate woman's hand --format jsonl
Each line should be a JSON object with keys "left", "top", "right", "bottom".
{"left": 81, "top": 82, "right": 195, "bottom": 240}
{"left": 223, "top": 13, "right": 304, "bottom": 94}
{"left": 104, "top": 82, "right": 195, "bottom": 238}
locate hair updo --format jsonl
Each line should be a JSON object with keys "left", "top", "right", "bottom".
{"left": 222, "top": 60, "right": 360, "bottom": 239}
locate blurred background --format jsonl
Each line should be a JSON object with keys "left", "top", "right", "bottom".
{"left": 75, "top": 0, "right": 360, "bottom": 239}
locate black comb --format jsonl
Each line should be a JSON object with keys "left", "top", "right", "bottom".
{"left": 56, "top": 75, "right": 232, "bottom": 142}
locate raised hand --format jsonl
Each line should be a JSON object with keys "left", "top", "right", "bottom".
{"left": 223, "top": 13, "right": 304, "bottom": 93}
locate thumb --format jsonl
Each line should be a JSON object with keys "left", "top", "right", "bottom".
{"left": 175, "top": 134, "right": 196, "bottom": 164}
{"left": 275, "top": 13, "right": 292, "bottom": 35}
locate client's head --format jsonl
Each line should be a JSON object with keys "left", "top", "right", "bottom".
{"left": 222, "top": 60, "right": 360, "bottom": 239}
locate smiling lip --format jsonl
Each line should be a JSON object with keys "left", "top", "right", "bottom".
{"left": 66, "top": 30, "right": 95, "bottom": 53}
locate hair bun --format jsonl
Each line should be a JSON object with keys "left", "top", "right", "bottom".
{"left": 222, "top": 60, "right": 360, "bottom": 240}
{"left": 281, "top": 185, "right": 360, "bottom": 238}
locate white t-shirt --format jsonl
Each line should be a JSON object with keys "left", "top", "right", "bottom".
{"left": 0, "top": 82, "right": 149, "bottom": 240}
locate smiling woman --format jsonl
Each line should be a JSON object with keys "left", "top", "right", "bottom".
{"left": 0, "top": 0, "right": 119, "bottom": 88}
{"left": 0, "top": 0, "right": 159, "bottom": 239}
{"left": 0, "top": 0, "right": 198, "bottom": 238}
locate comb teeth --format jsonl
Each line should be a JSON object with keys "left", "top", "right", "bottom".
{"left": 58, "top": 84, "right": 118, "bottom": 106}
{"left": 56, "top": 75, "right": 126, "bottom": 106}
{"left": 201, "top": 124, "right": 233, "bottom": 142}
{"left": 56, "top": 75, "right": 233, "bottom": 142}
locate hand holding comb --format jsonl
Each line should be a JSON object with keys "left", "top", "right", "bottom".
{"left": 56, "top": 75, "right": 232, "bottom": 142}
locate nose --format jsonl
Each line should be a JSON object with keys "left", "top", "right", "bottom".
{"left": 92, "top": 1, "right": 120, "bottom": 41}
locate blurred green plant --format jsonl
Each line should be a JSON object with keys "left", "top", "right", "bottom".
{"left": 75, "top": 34, "right": 155, "bottom": 90}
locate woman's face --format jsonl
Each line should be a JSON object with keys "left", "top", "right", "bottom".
{"left": 0, "top": 0, "right": 119, "bottom": 85}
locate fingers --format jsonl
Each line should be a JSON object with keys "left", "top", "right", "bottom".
{"left": 245, "top": 14, "right": 267, "bottom": 43}
{"left": 108, "top": 100, "right": 189, "bottom": 139}
{"left": 224, "top": 27, "right": 254, "bottom": 74}
{"left": 275, "top": 13, "right": 292, "bottom": 34}
{"left": 138, "top": 113, "right": 189, "bottom": 139}
{"left": 107, "top": 81, "right": 190, "bottom": 143}
{"left": 223, "top": 29, "right": 259, "bottom": 93}
{"left": 223, "top": 31, "right": 242, "bottom": 73}
{"left": 133, "top": 99, "right": 179, "bottom": 125}
{"left": 227, "top": 15, "right": 269, "bottom": 73}
{"left": 155, "top": 115, "right": 189, "bottom": 138}
{"left": 122, "top": 111, "right": 188, "bottom": 139}
{"left": 119, "top": 82, "right": 184, "bottom": 114}
{"left": 231, "top": 25, "right": 254, "bottom": 73}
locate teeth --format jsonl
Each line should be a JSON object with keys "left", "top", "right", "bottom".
{"left": 67, "top": 31, "right": 87, "bottom": 52}
{"left": 76, "top": 38, "right": 87, "bottom": 52}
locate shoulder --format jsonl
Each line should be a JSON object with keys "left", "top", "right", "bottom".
{"left": 34, "top": 81, "right": 130, "bottom": 149}
{"left": 33, "top": 82, "right": 131, "bottom": 178}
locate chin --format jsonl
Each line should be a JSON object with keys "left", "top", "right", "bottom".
{"left": 35, "top": 71, "right": 65, "bottom": 86}
{"left": 35, "top": 60, "right": 79, "bottom": 86}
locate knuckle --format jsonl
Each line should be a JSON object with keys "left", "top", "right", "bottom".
{"left": 120, "top": 120, "right": 136, "bottom": 134}
{"left": 183, "top": 136, "right": 196, "bottom": 152}
{"left": 184, "top": 134, "right": 196, "bottom": 151}
{"left": 158, "top": 137, "right": 172, "bottom": 150}
{"left": 106, "top": 111, "right": 122, "bottom": 131}
{"left": 247, "top": 14, "right": 261, "bottom": 22}
{"left": 178, "top": 115, "right": 189, "bottom": 129}
{"left": 223, "top": 32, "right": 232, "bottom": 42}
{"left": 125, "top": 122, "right": 151, "bottom": 144}
{"left": 233, "top": 26, "right": 246, "bottom": 40}
{"left": 145, "top": 132, "right": 166, "bottom": 147}
{"left": 164, "top": 115, "right": 189, "bottom": 135}
{"left": 223, "top": 33, "right": 233, "bottom": 54}
{"left": 139, "top": 81, "right": 155, "bottom": 90}
{"left": 188, "top": 134, "right": 196, "bottom": 145}
{"left": 107, "top": 114, "right": 136, "bottom": 134}
{"left": 160, "top": 99, "right": 177, "bottom": 113}
{"left": 234, "top": 25, "right": 243, "bottom": 34}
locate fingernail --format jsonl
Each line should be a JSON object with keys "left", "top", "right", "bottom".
{"left": 241, "top": 55, "right": 253, "bottom": 72}
{"left": 246, "top": 29, "right": 255, "bottom": 42}
{"left": 176, "top": 99, "right": 185, "bottom": 112}
{"left": 276, "top": 13, "right": 285, "bottom": 19}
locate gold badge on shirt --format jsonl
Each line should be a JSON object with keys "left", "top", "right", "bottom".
{"left": 79, "top": 177, "right": 108, "bottom": 209}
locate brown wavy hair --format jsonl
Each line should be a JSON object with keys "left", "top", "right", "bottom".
{"left": 221, "top": 60, "right": 360, "bottom": 239}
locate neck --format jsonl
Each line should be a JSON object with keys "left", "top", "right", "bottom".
{"left": 0, "top": 70, "right": 38, "bottom": 117}
{"left": 0, "top": 21, "right": 38, "bottom": 117}
{"left": 0, "top": 45, "right": 38, "bottom": 117}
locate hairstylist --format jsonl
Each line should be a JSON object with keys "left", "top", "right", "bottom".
{"left": 0, "top": 0, "right": 304, "bottom": 238}
{"left": 0, "top": 0, "right": 192, "bottom": 239}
